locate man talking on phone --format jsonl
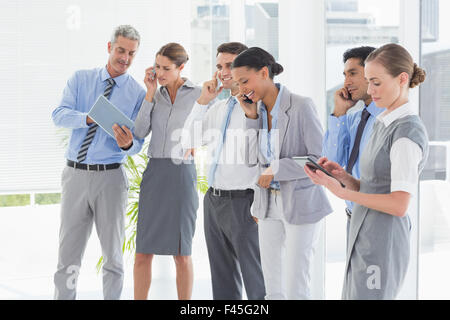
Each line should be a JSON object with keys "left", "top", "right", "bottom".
{"left": 181, "top": 42, "right": 265, "bottom": 300}
{"left": 322, "top": 46, "right": 384, "bottom": 235}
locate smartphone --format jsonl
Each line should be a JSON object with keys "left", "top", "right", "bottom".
{"left": 151, "top": 65, "right": 156, "bottom": 81}
{"left": 243, "top": 94, "right": 253, "bottom": 104}
{"left": 293, "top": 156, "right": 345, "bottom": 188}
{"left": 216, "top": 74, "right": 222, "bottom": 92}
{"left": 340, "top": 89, "right": 352, "bottom": 101}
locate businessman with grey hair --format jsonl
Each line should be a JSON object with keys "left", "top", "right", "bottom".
{"left": 52, "top": 25, "right": 146, "bottom": 299}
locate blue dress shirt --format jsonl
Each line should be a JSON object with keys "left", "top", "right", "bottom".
{"left": 322, "top": 101, "right": 385, "bottom": 210}
{"left": 260, "top": 83, "right": 284, "bottom": 190}
{"left": 52, "top": 67, "right": 146, "bottom": 164}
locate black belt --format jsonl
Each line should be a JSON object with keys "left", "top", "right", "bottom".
{"left": 345, "top": 208, "right": 352, "bottom": 218}
{"left": 67, "top": 160, "right": 121, "bottom": 171}
{"left": 209, "top": 187, "right": 254, "bottom": 198}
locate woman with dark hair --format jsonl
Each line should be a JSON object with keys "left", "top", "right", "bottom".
{"left": 132, "top": 43, "right": 201, "bottom": 300}
{"left": 231, "top": 47, "right": 332, "bottom": 300}
{"left": 305, "top": 43, "right": 429, "bottom": 299}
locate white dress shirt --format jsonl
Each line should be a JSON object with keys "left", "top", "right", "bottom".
{"left": 377, "top": 103, "right": 423, "bottom": 197}
{"left": 182, "top": 96, "right": 258, "bottom": 190}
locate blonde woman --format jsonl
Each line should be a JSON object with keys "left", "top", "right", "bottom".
{"left": 132, "top": 43, "right": 201, "bottom": 300}
{"left": 305, "top": 43, "right": 429, "bottom": 299}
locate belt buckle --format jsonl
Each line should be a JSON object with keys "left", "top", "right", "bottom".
{"left": 212, "top": 188, "right": 221, "bottom": 197}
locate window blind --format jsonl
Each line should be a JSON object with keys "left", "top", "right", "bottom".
{"left": 0, "top": 0, "right": 191, "bottom": 193}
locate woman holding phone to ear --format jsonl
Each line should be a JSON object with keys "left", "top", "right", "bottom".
{"left": 131, "top": 43, "right": 201, "bottom": 300}
{"left": 231, "top": 47, "right": 332, "bottom": 300}
{"left": 305, "top": 43, "right": 429, "bottom": 300}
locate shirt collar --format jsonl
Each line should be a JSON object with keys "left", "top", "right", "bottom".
{"left": 259, "top": 83, "right": 284, "bottom": 116}
{"left": 366, "top": 100, "right": 385, "bottom": 117}
{"left": 181, "top": 77, "right": 196, "bottom": 88}
{"left": 377, "top": 102, "right": 415, "bottom": 127}
{"left": 101, "top": 67, "right": 129, "bottom": 88}
{"left": 159, "top": 77, "right": 195, "bottom": 94}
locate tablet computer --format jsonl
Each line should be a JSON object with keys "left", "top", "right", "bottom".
{"left": 88, "top": 95, "right": 135, "bottom": 138}
{"left": 293, "top": 156, "right": 345, "bottom": 188}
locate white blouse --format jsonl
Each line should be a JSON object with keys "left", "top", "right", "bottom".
{"left": 377, "top": 103, "right": 423, "bottom": 197}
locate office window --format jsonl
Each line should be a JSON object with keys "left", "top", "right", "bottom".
{"left": 325, "top": 0, "right": 400, "bottom": 118}
{"left": 245, "top": 1, "right": 279, "bottom": 60}
{"left": 419, "top": 0, "right": 450, "bottom": 300}
{"left": 0, "top": 0, "right": 192, "bottom": 196}
{"left": 190, "top": 0, "right": 279, "bottom": 84}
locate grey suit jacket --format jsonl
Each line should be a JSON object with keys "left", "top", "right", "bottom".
{"left": 245, "top": 86, "right": 332, "bottom": 225}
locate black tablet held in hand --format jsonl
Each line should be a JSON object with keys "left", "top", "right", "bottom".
{"left": 293, "top": 156, "right": 346, "bottom": 188}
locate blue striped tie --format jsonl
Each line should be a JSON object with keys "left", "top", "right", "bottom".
{"left": 208, "top": 97, "right": 237, "bottom": 186}
{"left": 77, "top": 78, "right": 115, "bottom": 163}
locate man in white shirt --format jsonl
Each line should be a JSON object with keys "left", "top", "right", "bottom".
{"left": 182, "top": 42, "right": 265, "bottom": 300}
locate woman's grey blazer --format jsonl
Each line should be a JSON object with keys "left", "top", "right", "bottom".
{"left": 244, "top": 86, "right": 332, "bottom": 225}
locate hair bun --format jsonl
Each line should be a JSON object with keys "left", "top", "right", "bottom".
{"left": 232, "top": 47, "right": 281, "bottom": 80}
{"left": 410, "top": 63, "right": 426, "bottom": 88}
{"left": 271, "top": 63, "right": 284, "bottom": 77}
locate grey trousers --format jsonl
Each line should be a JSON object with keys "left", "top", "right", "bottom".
{"left": 53, "top": 165, "right": 128, "bottom": 300}
{"left": 204, "top": 188, "right": 266, "bottom": 300}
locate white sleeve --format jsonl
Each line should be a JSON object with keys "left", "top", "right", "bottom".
{"left": 390, "top": 137, "right": 423, "bottom": 196}
{"left": 181, "top": 101, "right": 222, "bottom": 149}
{"left": 241, "top": 116, "right": 260, "bottom": 167}
{"left": 180, "top": 102, "right": 208, "bottom": 149}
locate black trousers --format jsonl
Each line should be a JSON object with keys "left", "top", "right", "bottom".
{"left": 203, "top": 188, "right": 266, "bottom": 300}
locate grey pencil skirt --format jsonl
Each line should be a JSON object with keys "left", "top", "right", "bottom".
{"left": 136, "top": 158, "right": 199, "bottom": 256}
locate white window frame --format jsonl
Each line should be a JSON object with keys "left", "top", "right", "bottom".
{"left": 398, "top": 0, "right": 421, "bottom": 300}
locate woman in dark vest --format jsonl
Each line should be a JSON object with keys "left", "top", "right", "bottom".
{"left": 305, "top": 43, "right": 429, "bottom": 299}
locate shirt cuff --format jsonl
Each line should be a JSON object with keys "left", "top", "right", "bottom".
{"left": 245, "top": 116, "right": 259, "bottom": 130}
{"left": 121, "top": 139, "right": 140, "bottom": 156}
{"left": 191, "top": 102, "right": 209, "bottom": 119}
{"left": 328, "top": 114, "right": 347, "bottom": 133}
{"left": 144, "top": 98, "right": 156, "bottom": 109}
{"left": 79, "top": 112, "right": 91, "bottom": 128}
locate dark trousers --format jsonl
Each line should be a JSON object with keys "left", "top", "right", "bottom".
{"left": 203, "top": 188, "right": 266, "bottom": 300}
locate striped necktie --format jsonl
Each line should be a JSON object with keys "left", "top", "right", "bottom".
{"left": 208, "top": 97, "right": 237, "bottom": 186}
{"left": 76, "top": 78, "right": 115, "bottom": 163}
